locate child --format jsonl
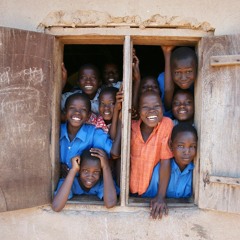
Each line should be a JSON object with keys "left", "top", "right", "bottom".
{"left": 52, "top": 148, "right": 118, "bottom": 211}
{"left": 172, "top": 89, "right": 194, "bottom": 125}
{"left": 96, "top": 87, "right": 122, "bottom": 140}
{"left": 60, "top": 93, "right": 121, "bottom": 177}
{"left": 61, "top": 63, "right": 102, "bottom": 115}
{"left": 167, "top": 123, "right": 198, "bottom": 198}
{"left": 130, "top": 91, "right": 173, "bottom": 219}
{"left": 102, "top": 62, "right": 122, "bottom": 89}
{"left": 158, "top": 46, "right": 198, "bottom": 112}
{"left": 140, "top": 75, "right": 161, "bottom": 95}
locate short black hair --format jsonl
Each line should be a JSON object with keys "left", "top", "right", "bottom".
{"left": 80, "top": 149, "right": 100, "bottom": 167}
{"left": 65, "top": 93, "right": 91, "bottom": 112}
{"left": 171, "top": 47, "right": 198, "bottom": 68}
{"left": 173, "top": 88, "right": 194, "bottom": 100}
{"left": 171, "top": 123, "right": 198, "bottom": 142}
{"left": 99, "top": 87, "right": 118, "bottom": 100}
{"left": 78, "top": 63, "right": 100, "bottom": 79}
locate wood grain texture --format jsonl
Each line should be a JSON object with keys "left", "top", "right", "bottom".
{"left": 0, "top": 27, "right": 55, "bottom": 211}
{"left": 198, "top": 34, "right": 240, "bottom": 213}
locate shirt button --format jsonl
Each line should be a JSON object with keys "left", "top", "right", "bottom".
{"left": 68, "top": 146, "right": 71, "bottom": 150}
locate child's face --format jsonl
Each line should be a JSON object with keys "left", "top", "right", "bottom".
{"left": 78, "top": 67, "right": 100, "bottom": 99}
{"left": 139, "top": 92, "right": 163, "bottom": 128}
{"left": 103, "top": 64, "right": 120, "bottom": 85}
{"left": 172, "top": 57, "right": 197, "bottom": 89}
{"left": 140, "top": 77, "right": 160, "bottom": 94}
{"left": 99, "top": 92, "right": 116, "bottom": 121}
{"left": 172, "top": 131, "right": 197, "bottom": 171}
{"left": 172, "top": 92, "right": 194, "bottom": 122}
{"left": 79, "top": 159, "right": 101, "bottom": 189}
{"left": 65, "top": 97, "right": 90, "bottom": 128}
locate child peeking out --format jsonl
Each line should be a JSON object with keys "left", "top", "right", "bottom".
{"left": 52, "top": 148, "right": 119, "bottom": 211}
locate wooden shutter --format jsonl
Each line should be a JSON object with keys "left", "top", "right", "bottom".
{"left": 198, "top": 34, "right": 240, "bottom": 213}
{"left": 0, "top": 27, "right": 55, "bottom": 211}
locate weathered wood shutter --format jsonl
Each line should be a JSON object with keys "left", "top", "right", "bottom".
{"left": 0, "top": 27, "right": 55, "bottom": 211}
{"left": 198, "top": 35, "right": 240, "bottom": 213}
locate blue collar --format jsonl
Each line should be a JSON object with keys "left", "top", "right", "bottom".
{"left": 171, "top": 158, "right": 194, "bottom": 175}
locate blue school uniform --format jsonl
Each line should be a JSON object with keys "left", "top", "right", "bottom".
{"left": 60, "top": 122, "right": 112, "bottom": 169}
{"left": 167, "top": 159, "right": 194, "bottom": 198}
{"left": 55, "top": 177, "right": 120, "bottom": 200}
{"left": 140, "top": 159, "right": 194, "bottom": 198}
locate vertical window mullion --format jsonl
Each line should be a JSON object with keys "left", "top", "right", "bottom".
{"left": 120, "top": 36, "right": 132, "bottom": 206}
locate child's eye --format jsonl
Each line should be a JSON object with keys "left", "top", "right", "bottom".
{"left": 177, "top": 145, "right": 184, "bottom": 149}
{"left": 186, "top": 70, "right": 193, "bottom": 74}
{"left": 185, "top": 101, "right": 192, "bottom": 105}
{"left": 190, "top": 145, "right": 197, "bottom": 150}
{"left": 173, "top": 101, "right": 180, "bottom": 106}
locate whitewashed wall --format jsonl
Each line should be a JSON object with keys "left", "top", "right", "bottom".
{"left": 0, "top": 0, "right": 240, "bottom": 35}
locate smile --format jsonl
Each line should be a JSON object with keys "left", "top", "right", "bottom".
{"left": 147, "top": 115, "right": 157, "bottom": 120}
{"left": 84, "top": 85, "right": 93, "bottom": 90}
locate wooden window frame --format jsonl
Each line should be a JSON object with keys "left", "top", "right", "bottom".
{"left": 48, "top": 27, "right": 213, "bottom": 209}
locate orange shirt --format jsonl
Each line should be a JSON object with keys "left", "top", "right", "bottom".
{"left": 130, "top": 117, "right": 173, "bottom": 195}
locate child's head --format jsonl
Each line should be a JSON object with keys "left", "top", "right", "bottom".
{"left": 172, "top": 89, "right": 194, "bottom": 122}
{"left": 103, "top": 63, "right": 120, "bottom": 85}
{"left": 171, "top": 123, "right": 198, "bottom": 171}
{"left": 140, "top": 76, "right": 161, "bottom": 96}
{"left": 139, "top": 91, "right": 163, "bottom": 128}
{"left": 79, "top": 149, "right": 102, "bottom": 190}
{"left": 99, "top": 87, "right": 118, "bottom": 123}
{"left": 65, "top": 93, "right": 91, "bottom": 128}
{"left": 78, "top": 64, "right": 101, "bottom": 99}
{"left": 170, "top": 47, "right": 198, "bottom": 89}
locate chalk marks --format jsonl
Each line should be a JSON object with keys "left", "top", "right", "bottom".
{"left": 0, "top": 67, "right": 45, "bottom": 88}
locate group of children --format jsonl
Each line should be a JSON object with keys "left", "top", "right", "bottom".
{"left": 52, "top": 46, "right": 198, "bottom": 220}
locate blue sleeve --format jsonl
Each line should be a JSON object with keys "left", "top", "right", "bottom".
{"left": 96, "top": 180, "right": 120, "bottom": 200}
{"left": 92, "top": 128, "right": 113, "bottom": 157}
{"left": 157, "top": 72, "right": 165, "bottom": 101}
{"left": 54, "top": 178, "right": 73, "bottom": 200}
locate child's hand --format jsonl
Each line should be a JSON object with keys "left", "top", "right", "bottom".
{"left": 71, "top": 156, "right": 81, "bottom": 173}
{"left": 90, "top": 148, "right": 109, "bottom": 170}
{"left": 150, "top": 195, "right": 168, "bottom": 220}
{"left": 62, "top": 62, "right": 68, "bottom": 89}
{"left": 115, "top": 89, "right": 124, "bottom": 112}
{"left": 132, "top": 55, "right": 140, "bottom": 82}
{"left": 60, "top": 163, "right": 70, "bottom": 178}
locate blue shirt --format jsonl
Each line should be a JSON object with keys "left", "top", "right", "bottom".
{"left": 60, "top": 122, "right": 112, "bottom": 169}
{"left": 167, "top": 159, "right": 194, "bottom": 198}
{"left": 55, "top": 177, "right": 120, "bottom": 200}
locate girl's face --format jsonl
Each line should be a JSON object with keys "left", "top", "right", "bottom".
{"left": 140, "top": 77, "right": 160, "bottom": 94}
{"left": 172, "top": 92, "right": 194, "bottom": 122}
{"left": 139, "top": 92, "right": 163, "bottom": 128}
{"left": 171, "top": 57, "right": 196, "bottom": 89}
{"left": 79, "top": 159, "right": 101, "bottom": 190}
{"left": 171, "top": 131, "right": 197, "bottom": 171}
{"left": 103, "top": 64, "right": 120, "bottom": 85}
{"left": 78, "top": 68, "right": 100, "bottom": 99}
{"left": 99, "top": 92, "right": 116, "bottom": 122}
{"left": 65, "top": 97, "right": 90, "bottom": 129}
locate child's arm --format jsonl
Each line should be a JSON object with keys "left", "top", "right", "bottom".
{"left": 110, "top": 115, "right": 122, "bottom": 159}
{"left": 90, "top": 148, "right": 117, "bottom": 208}
{"left": 61, "top": 62, "right": 68, "bottom": 91}
{"left": 161, "top": 46, "right": 175, "bottom": 111}
{"left": 52, "top": 156, "right": 80, "bottom": 212}
{"left": 150, "top": 159, "right": 171, "bottom": 219}
{"left": 132, "top": 51, "right": 141, "bottom": 119}
{"left": 109, "top": 88, "right": 123, "bottom": 140}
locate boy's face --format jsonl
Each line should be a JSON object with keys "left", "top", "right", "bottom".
{"left": 79, "top": 159, "right": 101, "bottom": 189}
{"left": 172, "top": 57, "right": 197, "bottom": 89}
{"left": 139, "top": 92, "right": 163, "bottom": 128}
{"left": 172, "top": 92, "right": 194, "bottom": 122}
{"left": 99, "top": 92, "right": 116, "bottom": 121}
{"left": 65, "top": 97, "right": 90, "bottom": 128}
{"left": 140, "top": 77, "right": 160, "bottom": 94}
{"left": 78, "top": 67, "right": 100, "bottom": 99}
{"left": 103, "top": 64, "right": 120, "bottom": 85}
{"left": 171, "top": 131, "right": 197, "bottom": 171}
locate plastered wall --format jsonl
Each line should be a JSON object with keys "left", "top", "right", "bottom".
{"left": 0, "top": 0, "right": 240, "bottom": 35}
